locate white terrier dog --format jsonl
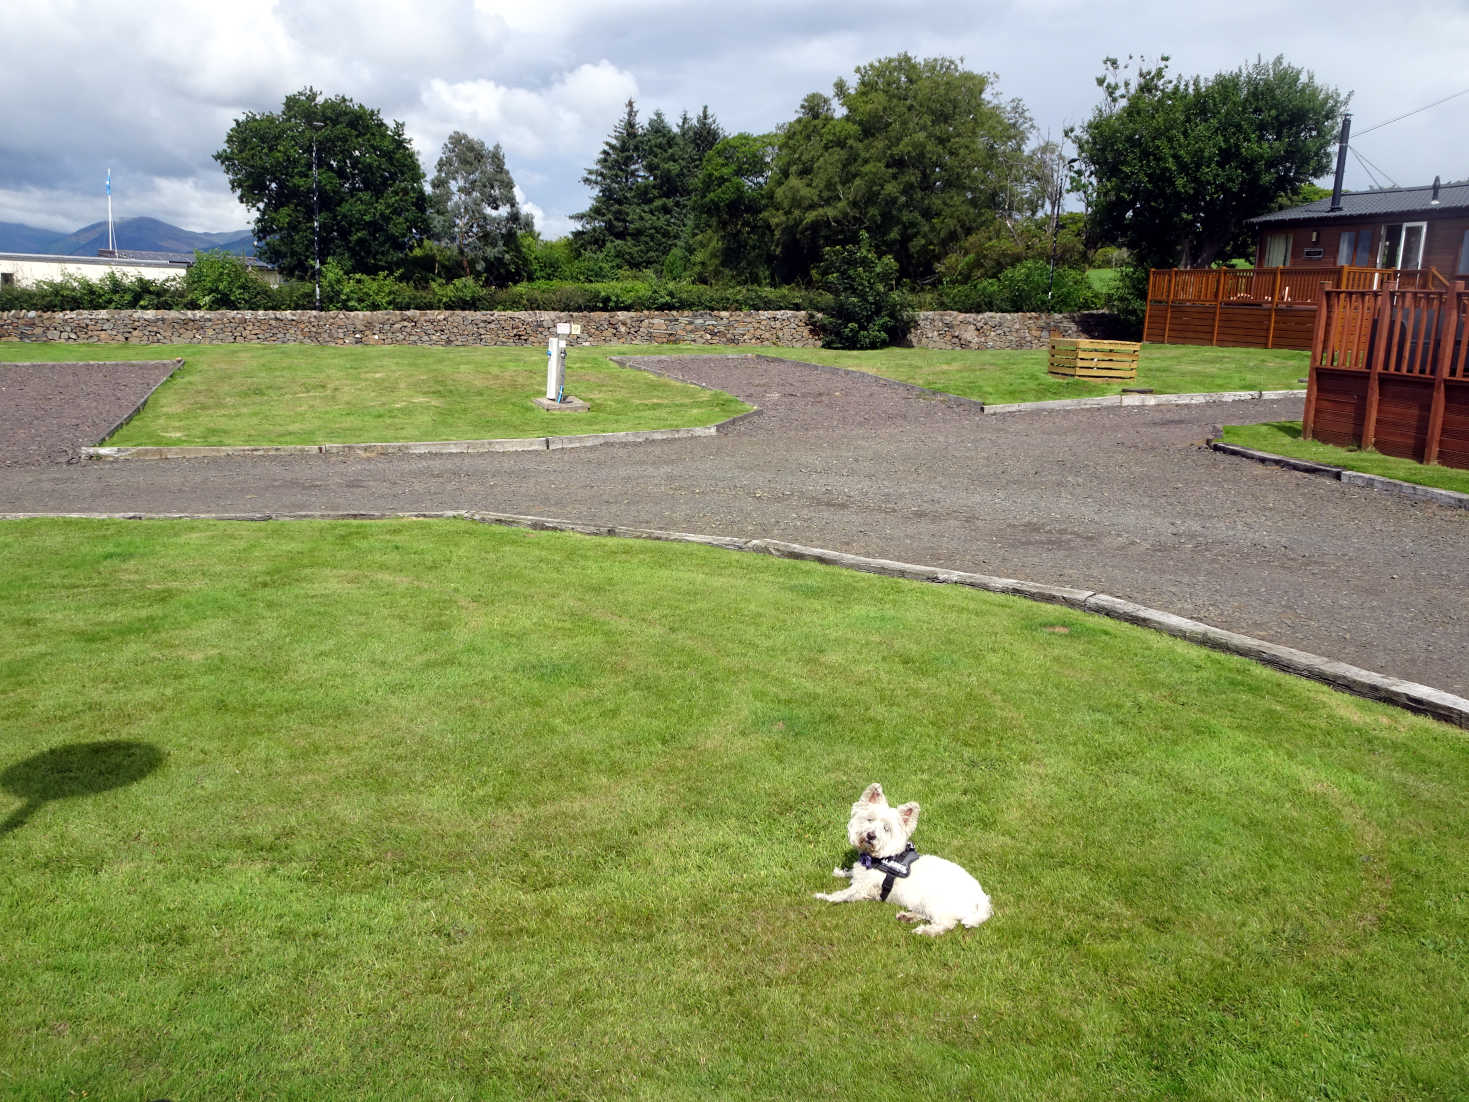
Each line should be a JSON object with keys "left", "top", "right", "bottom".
{"left": 813, "top": 782, "right": 992, "bottom": 936}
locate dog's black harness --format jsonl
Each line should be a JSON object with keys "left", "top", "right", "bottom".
{"left": 859, "top": 843, "right": 921, "bottom": 900}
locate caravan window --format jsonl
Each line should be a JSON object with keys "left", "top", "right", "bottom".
{"left": 1378, "top": 222, "right": 1427, "bottom": 270}
{"left": 1262, "top": 232, "right": 1291, "bottom": 267}
{"left": 1336, "top": 230, "right": 1374, "bottom": 266}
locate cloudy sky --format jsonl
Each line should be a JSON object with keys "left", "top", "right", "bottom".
{"left": 2, "top": 0, "right": 1465, "bottom": 240}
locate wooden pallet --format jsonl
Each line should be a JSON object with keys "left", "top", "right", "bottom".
{"left": 1048, "top": 337, "right": 1141, "bottom": 379}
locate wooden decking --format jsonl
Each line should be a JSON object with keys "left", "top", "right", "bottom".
{"left": 1304, "top": 281, "right": 1469, "bottom": 468}
{"left": 1143, "top": 266, "right": 1446, "bottom": 351}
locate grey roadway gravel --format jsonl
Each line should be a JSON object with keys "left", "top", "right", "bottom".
{"left": 2, "top": 353, "right": 1465, "bottom": 699}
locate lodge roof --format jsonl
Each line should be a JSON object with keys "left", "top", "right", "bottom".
{"left": 0, "top": 250, "right": 273, "bottom": 271}
{"left": 98, "top": 249, "right": 273, "bottom": 270}
{"left": 1250, "top": 181, "right": 1469, "bottom": 225}
{"left": 0, "top": 252, "right": 181, "bottom": 269}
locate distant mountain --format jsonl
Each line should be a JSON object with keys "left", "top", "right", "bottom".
{"left": 0, "top": 216, "right": 257, "bottom": 257}
{"left": 0, "top": 221, "right": 66, "bottom": 253}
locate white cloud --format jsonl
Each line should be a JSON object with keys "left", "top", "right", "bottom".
{"left": 2, "top": 0, "right": 1466, "bottom": 237}
{"left": 410, "top": 61, "right": 639, "bottom": 161}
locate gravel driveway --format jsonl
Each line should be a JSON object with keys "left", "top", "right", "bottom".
{"left": 2, "top": 353, "right": 1465, "bottom": 698}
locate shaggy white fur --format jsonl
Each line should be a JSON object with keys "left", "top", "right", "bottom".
{"left": 813, "top": 782, "right": 992, "bottom": 937}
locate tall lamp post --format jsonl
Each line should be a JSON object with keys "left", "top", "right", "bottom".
{"left": 312, "top": 120, "right": 324, "bottom": 311}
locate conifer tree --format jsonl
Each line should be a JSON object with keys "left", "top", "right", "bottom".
{"left": 572, "top": 99, "right": 644, "bottom": 255}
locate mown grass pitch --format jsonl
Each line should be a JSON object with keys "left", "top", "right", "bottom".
{"left": 2, "top": 341, "right": 1303, "bottom": 446}
{"left": 2, "top": 518, "right": 1465, "bottom": 1099}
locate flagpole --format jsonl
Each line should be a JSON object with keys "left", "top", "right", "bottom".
{"left": 106, "top": 169, "right": 116, "bottom": 253}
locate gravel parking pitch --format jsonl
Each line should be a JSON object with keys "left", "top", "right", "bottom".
{"left": 0, "top": 360, "right": 179, "bottom": 467}
{"left": 1, "top": 353, "right": 1465, "bottom": 699}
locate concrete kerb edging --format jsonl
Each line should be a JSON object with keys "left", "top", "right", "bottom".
{"left": 4, "top": 508, "right": 1465, "bottom": 729}
{"left": 1210, "top": 439, "right": 1469, "bottom": 510}
{"left": 81, "top": 420, "right": 741, "bottom": 461}
{"left": 982, "top": 388, "right": 1308, "bottom": 415}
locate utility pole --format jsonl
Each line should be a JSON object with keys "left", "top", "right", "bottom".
{"left": 312, "top": 120, "right": 324, "bottom": 311}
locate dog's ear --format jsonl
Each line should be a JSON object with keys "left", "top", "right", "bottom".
{"left": 860, "top": 782, "right": 886, "bottom": 806}
{"left": 897, "top": 801, "right": 920, "bottom": 831}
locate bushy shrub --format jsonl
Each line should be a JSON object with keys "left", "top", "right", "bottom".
{"left": 430, "top": 277, "right": 494, "bottom": 311}
{"left": 11, "top": 271, "right": 185, "bottom": 310}
{"left": 809, "top": 235, "right": 914, "bottom": 350}
{"left": 270, "top": 280, "right": 318, "bottom": 310}
{"left": 182, "top": 251, "right": 273, "bottom": 310}
{"left": 488, "top": 280, "right": 824, "bottom": 313}
{"left": 937, "top": 260, "right": 1102, "bottom": 315}
{"left": 1100, "top": 265, "right": 1148, "bottom": 336}
{"left": 319, "top": 261, "right": 433, "bottom": 311}
{"left": 935, "top": 280, "right": 1004, "bottom": 313}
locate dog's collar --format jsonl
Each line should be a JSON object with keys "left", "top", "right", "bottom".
{"left": 859, "top": 842, "right": 921, "bottom": 900}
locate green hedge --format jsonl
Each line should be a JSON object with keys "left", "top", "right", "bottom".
{"left": 931, "top": 260, "right": 1103, "bottom": 314}
{"left": 0, "top": 273, "right": 830, "bottom": 315}
{"left": 0, "top": 256, "right": 1128, "bottom": 324}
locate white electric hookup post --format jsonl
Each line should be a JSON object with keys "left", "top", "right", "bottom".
{"left": 545, "top": 328, "right": 566, "bottom": 402}
{"left": 544, "top": 322, "right": 583, "bottom": 402}
{"left": 536, "top": 323, "right": 587, "bottom": 411}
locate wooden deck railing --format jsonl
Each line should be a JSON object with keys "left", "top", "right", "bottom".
{"left": 1142, "top": 266, "right": 1442, "bottom": 350}
{"left": 1304, "top": 282, "right": 1469, "bottom": 467}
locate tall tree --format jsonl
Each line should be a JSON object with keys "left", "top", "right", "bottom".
{"left": 1069, "top": 55, "right": 1347, "bottom": 269}
{"left": 215, "top": 87, "right": 428, "bottom": 278}
{"left": 572, "top": 99, "right": 645, "bottom": 257}
{"left": 689, "top": 132, "right": 776, "bottom": 283}
{"left": 678, "top": 106, "right": 725, "bottom": 190}
{"left": 628, "top": 109, "right": 688, "bottom": 270}
{"left": 429, "top": 131, "right": 531, "bottom": 284}
{"left": 574, "top": 100, "right": 724, "bottom": 273}
{"left": 767, "top": 55, "right": 1035, "bottom": 284}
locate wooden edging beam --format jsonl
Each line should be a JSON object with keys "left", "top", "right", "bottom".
{"left": 2, "top": 510, "right": 1465, "bottom": 729}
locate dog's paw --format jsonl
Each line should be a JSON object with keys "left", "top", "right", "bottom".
{"left": 895, "top": 910, "right": 922, "bottom": 923}
{"left": 911, "top": 922, "right": 957, "bottom": 937}
{"left": 832, "top": 866, "right": 851, "bottom": 880}
{"left": 813, "top": 891, "right": 834, "bottom": 902}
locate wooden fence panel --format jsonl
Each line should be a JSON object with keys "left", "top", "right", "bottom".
{"left": 1309, "top": 369, "right": 1369, "bottom": 448}
{"left": 1307, "top": 283, "right": 1469, "bottom": 469}
{"left": 1438, "top": 381, "right": 1469, "bottom": 467}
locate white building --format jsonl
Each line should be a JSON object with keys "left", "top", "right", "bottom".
{"left": 0, "top": 250, "right": 279, "bottom": 289}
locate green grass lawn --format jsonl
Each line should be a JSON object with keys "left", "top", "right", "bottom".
{"left": 599, "top": 341, "right": 1308, "bottom": 405}
{"left": 0, "top": 344, "right": 750, "bottom": 446}
{"left": 756, "top": 342, "right": 1310, "bottom": 404}
{"left": 4, "top": 341, "right": 1305, "bottom": 446}
{"left": 2, "top": 518, "right": 1465, "bottom": 1099}
{"left": 1220, "top": 421, "right": 1469, "bottom": 496}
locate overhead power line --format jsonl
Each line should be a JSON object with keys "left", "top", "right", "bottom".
{"left": 1349, "top": 146, "right": 1396, "bottom": 190}
{"left": 1354, "top": 87, "right": 1469, "bottom": 137}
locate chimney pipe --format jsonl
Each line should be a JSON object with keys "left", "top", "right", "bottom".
{"left": 1329, "top": 114, "right": 1351, "bottom": 212}
{"left": 1431, "top": 175, "right": 1441, "bottom": 205}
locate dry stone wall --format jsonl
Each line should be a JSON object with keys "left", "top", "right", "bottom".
{"left": 0, "top": 308, "right": 1124, "bottom": 350}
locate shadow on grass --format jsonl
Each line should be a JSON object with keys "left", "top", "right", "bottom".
{"left": 1, "top": 740, "right": 165, "bottom": 836}
{"left": 1260, "top": 420, "right": 1305, "bottom": 440}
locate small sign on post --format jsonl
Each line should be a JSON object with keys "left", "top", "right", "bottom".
{"left": 533, "top": 323, "right": 589, "bottom": 412}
